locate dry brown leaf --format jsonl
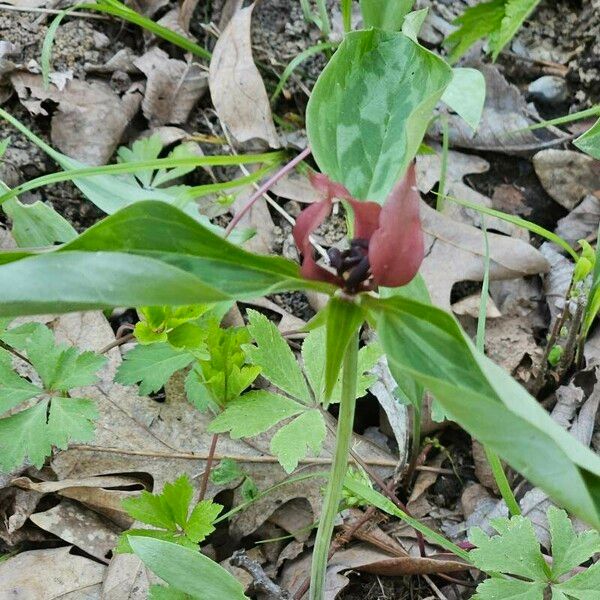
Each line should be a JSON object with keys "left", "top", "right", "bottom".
{"left": 420, "top": 201, "right": 549, "bottom": 309}
{"left": 230, "top": 184, "right": 276, "bottom": 254}
{"left": 0, "top": 546, "right": 105, "bottom": 598}
{"left": 555, "top": 194, "right": 600, "bottom": 244}
{"left": 533, "top": 150, "right": 600, "bottom": 210}
{"left": 271, "top": 170, "right": 316, "bottom": 204}
{"left": 102, "top": 553, "right": 155, "bottom": 600}
{"left": 408, "top": 453, "right": 447, "bottom": 504}
{"left": 417, "top": 149, "right": 519, "bottom": 237}
{"left": 452, "top": 292, "right": 502, "bottom": 318}
{"left": 134, "top": 48, "right": 207, "bottom": 127}
{"left": 30, "top": 499, "right": 120, "bottom": 562}
{"left": 540, "top": 242, "right": 574, "bottom": 323}
{"left": 430, "top": 64, "right": 564, "bottom": 153}
{"left": 10, "top": 73, "right": 142, "bottom": 165}
{"left": 209, "top": 4, "right": 280, "bottom": 148}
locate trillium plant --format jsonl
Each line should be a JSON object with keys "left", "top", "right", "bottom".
{"left": 1, "top": 3, "right": 600, "bottom": 600}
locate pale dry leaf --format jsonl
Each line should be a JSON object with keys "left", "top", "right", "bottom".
{"left": 420, "top": 201, "right": 550, "bottom": 309}
{"left": 417, "top": 149, "right": 519, "bottom": 237}
{"left": 244, "top": 296, "right": 306, "bottom": 332}
{"left": 10, "top": 73, "right": 142, "bottom": 165}
{"left": 408, "top": 453, "right": 447, "bottom": 504}
{"left": 209, "top": 4, "right": 280, "bottom": 148}
{"left": 540, "top": 242, "right": 574, "bottom": 323}
{"left": 555, "top": 194, "right": 600, "bottom": 245}
{"left": 471, "top": 440, "right": 499, "bottom": 492}
{"left": 30, "top": 499, "right": 121, "bottom": 562}
{"left": 533, "top": 150, "right": 600, "bottom": 210}
{"left": 101, "top": 553, "right": 154, "bottom": 600}
{"left": 429, "top": 64, "right": 564, "bottom": 153}
{"left": 230, "top": 183, "right": 276, "bottom": 254}
{"left": 452, "top": 292, "right": 502, "bottom": 318}
{"left": 271, "top": 170, "right": 316, "bottom": 204}
{"left": 6, "top": 487, "right": 42, "bottom": 535}
{"left": 134, "top": 47, "right": 207, "bottom": 126}
{"left": 0, "top": 546, "right": 105, "bottom": 599}
{"left": 129, "top": 0, "right": 169, "bottom": 17}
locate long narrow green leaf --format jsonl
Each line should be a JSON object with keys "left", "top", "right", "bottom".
{"left": 0, "top": 201, "right": 334, "bottom": 316}
{"left": 367, "top": 295, "right": 600, "bottom": 529}
{"left": 80, "top": 0, "right": 211, "bottom": 60}
{"left": 437, "top": 191, "right": 579, "bottom": 261}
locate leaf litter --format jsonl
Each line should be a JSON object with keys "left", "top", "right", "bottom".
{"left": 0, "top": 1, "right": 600, "bottom": 599}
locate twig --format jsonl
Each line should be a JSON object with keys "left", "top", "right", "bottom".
{"left": 98, "top": 332, "right": 134, "bottom": 355}
{"left": 198, "top": 433, "right": 219, "bottom": 501}
{"left": 67, "top": 444, "right": 399, "bottom": 467}
{"left": 230, "top": 550, "right": 291, "bottom": 600}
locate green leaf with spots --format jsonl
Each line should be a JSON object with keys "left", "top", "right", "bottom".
{"left": 574, "top": 118, "right": 600, "bottom": 160}
{"left": 306, "top": 28, "right": 452, "bottom": 202}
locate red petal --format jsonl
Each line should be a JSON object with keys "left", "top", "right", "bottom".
{"left": 346, "top": 199, "right": 382, "bottom": 241}
{"left": 292, "top": 198, "right": 341, "bottom": 285}
{"left": 369, "top": 162, "right": 424, "bottom": 288}
{"left": 309, "top": 172, "right": 352, "bottom": 201}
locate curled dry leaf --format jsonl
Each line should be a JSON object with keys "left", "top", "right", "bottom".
{"left": 420, "top": 202, "right": 549, "bottom": 309}
{"left": 0, "top": 546, "right": 105, "bottom": 598}
{"left": 533, "top": 149, "right": 600, "bottom": 210}
{"left": 209, "top": 4, "right": 280, "bottom": 148}
{"left": 10, "top": 73, "right": 142, "bottom": 165}
{"left": 430, "top": 64, "right": 566, "bottom": 153}
{"left": 134, "top": 47, "right": 207, "bottom": 127}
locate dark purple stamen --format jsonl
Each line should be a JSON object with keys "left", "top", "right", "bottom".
{"left": 327, "top": 238, "right": 372, "bottom": 293}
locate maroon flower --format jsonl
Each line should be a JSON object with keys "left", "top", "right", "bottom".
{"left": 293, "top": 163, "right": 424, "bottom": 293}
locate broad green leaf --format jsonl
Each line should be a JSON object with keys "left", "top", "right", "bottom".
{"left": 324, "top": 297, "right": 366, "bottom": 400}
{"left": 306, "top": 28, "right": 452, "bottom": 202}
{"left": 150, "top": 586, "right": 194, "bottom": 600}
{"left": 116, "top": 343, "right": 195, "bottom": 395}
{"left": 3, "top": 198, "right": 77, "bottom": 247}
{"left": 444, "top": 0, "right": 505, "bottom": 63}
{"left": 122, "top": 492, "right": 179, "bottom": 531}
{"left": 473, "top": 579, "right": 546, "bottom": 600}
{"left": 367, "top": 295, "right": 600, "bottom": 529}
{"left": 0, "top": 202, "right": 333, "bottom": 317}
{"left": 208, "top": 390, "right": 304, "bottom": 438}
{"left": 401, "top": 8, "right": 428, "bottom": 41}
{"left": 118, "top": 529, "right": 197, "bottom": 554}
{"left": 129, "top": 537, "right": 248, "bottom": 600}
{"left": 574, "top": 118, "right": 600, "bottom": 159}
{"left": 0, "top": 350, "right": 40, "bottom": 413}
{"left": 441, "top": 68, "right": 486, "bottom": 131}
{"left": 244, "top": 310, "right": 312, "bottom": 404}
{"left": 184, "top": 367, "right": 212, "bottom": 412}
{"left": 469, "top": 517, "right": 548, "bottom": 581}
{"left": 160, "top": 476, "right": 195, "bottom": 528}
{"left": 548, "top": 507, "right": 600, "bottom": 578}
{"left": 359, "top": 0, "right": 414, "bottom": 31}
{"left": 0, "top": 401, "right": 52, "bottom": 470}
{"left": 554, "top": 562, "right": 600, "bottom": 599}
{"left": 270, "top": 409, "right": 326, "bottom": 473}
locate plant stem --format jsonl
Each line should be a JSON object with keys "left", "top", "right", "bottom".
{"left": 198, "top": 433, "right": 220, "bottom": 502}
{"left": 484, "top": 447, "right": 521, "bottom": 516}
{"left": 341, "top": 0, "right": 352, "bottom": 33}
{"left": 309, "top": 331, "right": 358, "bottom": 600}
{"left": 315, "top": 0, "right": 331, "bottom": 38}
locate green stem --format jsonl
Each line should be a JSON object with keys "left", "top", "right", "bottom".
{"left": 315, "top": 0, "right": 331, "bottom": 37}
{"left": 341, "top": 0, "right": 352, "bottom": 33}
{"left": 310, "top": 331, "right": 358, "bottom": 600}
{"left": 484, "top": 447, "right": 521, "bottom": 517}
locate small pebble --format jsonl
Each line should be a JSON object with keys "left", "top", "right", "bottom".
{"left": 528, "top": 75, "right": 568, "bottom": 104}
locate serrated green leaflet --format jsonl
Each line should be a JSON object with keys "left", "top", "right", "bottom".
{"left": 0, "top": 201, "right": 334, "bottom": 317}
{"left": 129, "top": 537, "right": 247, "bottom": 600}
{"left": 116, "top": 343, "right": 195, "bottom": 396}
{"left": 244, "top": 310, "right": 312, "bottom": 404}
{"left": 306, "top": 28, "right": 452, "bottom": 203}
{"left": 366, "top": 295, "right": 600, "bottom": 529}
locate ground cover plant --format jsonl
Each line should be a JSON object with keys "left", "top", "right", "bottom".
{"left": 0, "top": 0, "right": 599, "bottom": 599}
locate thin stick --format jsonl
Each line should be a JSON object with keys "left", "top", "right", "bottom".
{"left": 98, "top": 332, "right": 134, "bottom": 355}
{"left": 0, "top": 4, "right": 109, "bottom": 19}
{"left": 198, "top": 433, "right": 219, "bottom": 501}
{"left": 224, "top": 147, "right": 311, "bottom": 237}
{"left": 0, "top": 340, "right": 32, "bottom": 366}
{"left": 67, "top": 444, "right": 399, "bottom": 467}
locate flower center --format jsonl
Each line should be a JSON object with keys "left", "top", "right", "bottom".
{"left": 327, "top": 238, "right": 371, "bottom": 293}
